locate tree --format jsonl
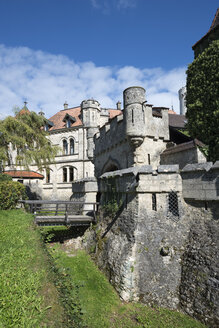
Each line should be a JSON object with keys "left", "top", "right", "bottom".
{"left": 0, "top": 108, "right": 58, "bottom": 171}
{"left": 186, "top": 40, "right": 219, "bottom": 162}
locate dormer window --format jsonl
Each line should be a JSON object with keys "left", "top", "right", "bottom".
{"left": 66, "top": 119, "right": 71, "bottom": 128}
{"left": 44, "top": 119, "right": 54, "bottom": 131}
{"left": 63, "top": 114, "right": 76, "bottom": 128}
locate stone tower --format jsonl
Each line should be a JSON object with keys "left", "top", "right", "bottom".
{"left": 123, "top": 86, "right": 146, "bottom": 148}
{"left": 81, "top": 99, "right": 101, "bottom": 160}
{"left": 178, "top": 86, "right": 187, "bottom": 115}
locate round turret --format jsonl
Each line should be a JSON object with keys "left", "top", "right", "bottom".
{"left": 81, "top": 99, "right": 100, "bottom": 111}
{"left": 81, "top": 99, "right": 101, "bottom": 128}
{"left": 124, "top": 86, "right": 146, "bottom": 145}
{"left": 123, "top": 86, "right": 146, "bottom": 106}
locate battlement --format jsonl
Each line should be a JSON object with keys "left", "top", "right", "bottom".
{"left": 81, "top": 99, "right": 101, "bottom": 110}
{"left": 181, "top": 161, "right": 219, "bottom": 201}
{"left": 100, "top": 164, "right": 181, "bottom": 194}
{"left": 94, "top": 113, "right": 125, "bottom": 156}
{"left": 144, "top": 104, "right": 169, "bottom": 140}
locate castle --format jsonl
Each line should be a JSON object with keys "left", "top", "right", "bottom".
{"left": 4, "top": 87, "right": 206, "bottom": 200}
{"left": 3, "top": 9, "right": 219, "bottom": 327}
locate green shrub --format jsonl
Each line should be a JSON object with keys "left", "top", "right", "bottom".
{"left": 0, "top": 180, "right": 27, "bottom": 209}
{"left": 186, "top": 40, "right": 219, "bottom": 161}
{"left": 0, "top": 173, "right": 12, "bottom": 182}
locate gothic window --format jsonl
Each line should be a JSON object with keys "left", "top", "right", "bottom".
{"left": 168, "top": 192, "right": 179, "bottom": 217}
{"left": 63, "top": 139, "right": 68, "bottom": 155}
{"left": 152, "top": 193, "right": 157, "bottom": 211}
{"left": 70, "top": 138, "right": 74, "bottom": 154}
{"left": 63, "top": 167, "right": 67, "bottom": 182}
{"left": 69, "top": 167, "right": 74, "bottom": 182}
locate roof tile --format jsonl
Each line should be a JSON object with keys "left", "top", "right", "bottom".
{"left": 4, "top": 170, "right": 44, "bottom": 179}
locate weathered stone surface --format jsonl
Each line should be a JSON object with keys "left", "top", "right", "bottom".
{"left": 182, "top": 162, "right": 213, "bottom": 172}
{"left": 157, "top": 164, "right": 179, "bottom": 173}
{"left": 180, "top": 218, "right": 219, "bottom": 328}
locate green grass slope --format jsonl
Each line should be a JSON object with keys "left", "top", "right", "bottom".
{"left": 0, "top": 210, "right": 64, "bottom": 327}
{"left": 49, "top": 242, "right": 207, "bottom": 328}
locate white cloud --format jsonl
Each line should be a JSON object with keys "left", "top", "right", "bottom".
{"left": 0, "top": 44, "right": 186, "bottom": 119}
{"left": 117, "top": 0, "right": 137, "bottom": 9}
{"left": 90, "top": 0, "right": 138, "bottom": 12}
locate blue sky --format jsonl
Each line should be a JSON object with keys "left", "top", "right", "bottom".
{"left": 0, "top": 0, "right": 218, "bottom": 117}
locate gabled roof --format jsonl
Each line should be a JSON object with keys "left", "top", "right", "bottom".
{"left": 192, "top": 8, "right": 219, "bottom": 49}
{"left": 162, "top": 139, "right": 205, "bottom": 156}
{"left": 209, "top": 8, "right": 219, "bottom": 31}
{"left": 4, "top": 170, "right": 44, "bottom": 179}
{"left": 168, "top": 113, "right": 187, "bottom": 129}
{"left": 48, "top": 107, "right": 122, "bottom": 131}
{"left": 48, "top": 107, "right": 82, "bottom": 131}
{"left": 108, "top": 109, "right": 122, "bottom": 119}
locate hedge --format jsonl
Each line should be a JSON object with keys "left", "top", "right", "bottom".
{"left": 0, "top": 181, "right": 27, "bottom": 210}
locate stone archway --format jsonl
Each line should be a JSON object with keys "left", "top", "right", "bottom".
{"left": 101, "top": 157, "right": 120, "bottom": 174}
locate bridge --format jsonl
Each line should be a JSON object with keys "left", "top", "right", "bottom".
{"left": 20, "top": 200, "right": 98, "bottom": 226}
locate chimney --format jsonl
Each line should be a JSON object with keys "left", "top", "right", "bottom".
{"left": 63, "top": 101, "right": 68, "bottom": 110}
{"left": 116, "top": 101, "right": 121, "bottom": 110}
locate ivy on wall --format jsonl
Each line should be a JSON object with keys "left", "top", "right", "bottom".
{"left": 186, "top": 40, "right": 219, "bottom": 162}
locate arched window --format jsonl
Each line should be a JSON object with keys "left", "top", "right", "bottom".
{"left": 69, "top": 167, "right": 74, "bottom": 182}
{"left": 70, "top": 138, "right": 74, "bottom": 154}
{"left": 63, "top": 139, "right": 68, "bottom": 155}
{"left": 63, "top": 167, "right": 67, "bottom": 182}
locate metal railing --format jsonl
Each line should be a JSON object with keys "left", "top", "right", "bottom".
{"left": 20, "top": 200, "right": 99, "bottom": 226}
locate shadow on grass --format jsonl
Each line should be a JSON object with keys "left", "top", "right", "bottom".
{"left": 40, "top": 225, "right": 89, "bottom": 243}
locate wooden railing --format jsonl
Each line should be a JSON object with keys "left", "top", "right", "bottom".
{"left": 20, "top": 200, "right": 98, "bottom": 226}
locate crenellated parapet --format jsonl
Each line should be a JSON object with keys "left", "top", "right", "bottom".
{"left": 81, "top": 99, "right": 101, "bottom": 128}
{"left": 144, "top": 104, "right": 169, "bottom": 140}
{"left": 94, "top": 113, "right": 124, "bottom": 157}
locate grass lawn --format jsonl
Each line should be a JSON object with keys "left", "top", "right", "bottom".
{"left": 48, "top": 241, "right": 207, "bottom": 328}
{"left": 0, "top": 210, "right": 65, "bottom": 328}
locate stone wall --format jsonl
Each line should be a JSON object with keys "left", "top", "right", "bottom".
{"left": 71, "top": 177, "right": 98, "bottom": 213}
{"left": 181, "top": 162, "right": 219, "bottom": 203}
{"left": 91, "top": 165, "right": 187, "bottom": 305}
{"left": 160, "top": 141, "right": 207, "bottom": 169}
{"left": 180, "top": 216, "right": 219, "bottom": 328}
{"left": 81, "top": 163, "right": 218, "bottom": 326}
